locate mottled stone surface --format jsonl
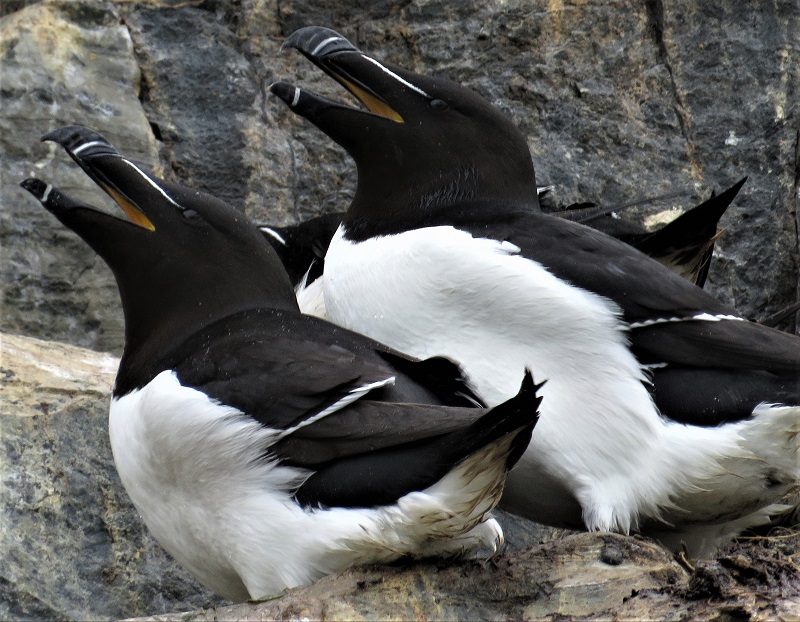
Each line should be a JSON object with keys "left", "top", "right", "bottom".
{"left": 1, "top": 0, "right": 160, "bottom": 352}
{"left": 126, "top": 532, "right": 687, "bottom": 621}
{"left": 127, "top": 529, "right": 800, "bottom": 622}
{"left": 2, "top": 0, "right": 797, "bottom": 354}
{"left": 1, "top": 332, "right": 226, "bottom": 620}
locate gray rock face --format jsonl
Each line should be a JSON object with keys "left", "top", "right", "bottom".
{"left": 1, "top": 332, "right": 226, "bottom": 620}
{"left": 130, "top": 532, "right": 693, "bottom": 621}
{"left": 127, "top": 528, "right": 800, "bottom": 621}
{"left": 1, "top": 1, "right": 159, "bottom": 353}
{"left": 1, "top": 0, "right": 797, "bottom": 354}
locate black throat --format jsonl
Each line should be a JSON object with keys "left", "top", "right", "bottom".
{"left": 342, "top": 162, "right": 538, "bottom": 242}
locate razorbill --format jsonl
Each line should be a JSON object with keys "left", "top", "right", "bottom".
{"left": 271, "top": 26, "right": 800, "bottom": 557}
{"left": 21, "top": 124, "right": 542, "bottom": 601}
{"left": 258, "top": 184, "right": 738, "bottom": 321}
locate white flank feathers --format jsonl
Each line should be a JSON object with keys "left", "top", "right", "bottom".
{"left": 296, "top": 272, "right": 328, "bottom": 319}
{"left": 323, "top": 224, "right": 799, "bottom": 552}
{"left": 110, "top": 370, "right": 513, "bottom": 600}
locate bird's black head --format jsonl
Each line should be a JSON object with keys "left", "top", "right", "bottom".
{"left": 271, "top": 27, "right": 539, "bottom": 236}
{"left": 22, "top": 125, "right": 298, "bottom": 383}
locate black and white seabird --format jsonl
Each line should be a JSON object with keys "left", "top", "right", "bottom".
{"left": 21, "top": 125, "right": 543, "bottom": 601}
{"left": 258, "top": 211, "right": 341, "bottom": 318}
{"left": 260, "top": 186, "right": 737, "bottom": 287}
{"left": 259, "top": 211, "right": 341, "bottom": 286}
{"left": 258, "top": 185, "right": 738, "bottom": 321}
{"left": 271, "top": 27, "right": 800, "bottom": 556}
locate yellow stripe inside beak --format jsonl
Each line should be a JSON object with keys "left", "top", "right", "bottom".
{"left": 339, "top": 77, "right": 404, "bottom": 123}
{"left": 103, "top": 185, "right": 156, "bottom": 231}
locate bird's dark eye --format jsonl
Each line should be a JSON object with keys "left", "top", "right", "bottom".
{"left": 429, "top": 98, "right": 449, "bottom": 112}
{"left": 182, "top": 209, "right": 201, "bottom": 221}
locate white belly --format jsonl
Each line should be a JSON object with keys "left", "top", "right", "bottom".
{"left": 108, "top": 369, "right": 517, "bottom": 599}
{"left": 323, "top": 225, "right": 749, "bottom": 534}
{"left": 109, "top": 371, "right": 318, "bottom": 600}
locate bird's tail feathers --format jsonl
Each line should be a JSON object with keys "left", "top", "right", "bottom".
{"left": 451, "top": 369, "right": 542, "bottom": 471}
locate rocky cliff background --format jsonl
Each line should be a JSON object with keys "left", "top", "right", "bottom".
{"left": 1, "top": 0, "right": 798, "bottom": 620}
{"left": 2, "top": 0, "right": 798, "bottom": 351}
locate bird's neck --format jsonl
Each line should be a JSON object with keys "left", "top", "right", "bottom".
{"left": 344, "top": 163, "right": 538, "bottom": 238}
{"left": 113, "top": 276, "right": 297, "bottom": 396}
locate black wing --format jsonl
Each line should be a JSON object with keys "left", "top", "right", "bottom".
{"left": 442, "top": 201, "right": 800, "bottom": 374}
{"left": 648, "top": 365, "right": 799, "bottom": 426}
{"left": 169, "top": 308, "right": 488, "bottom": 463}
{"left": 619, "top": 179, "right": 742, "bottom": 287}
{"left": 510, "top": 214, "right": 800, "bottom": 372}
{"left": 293, "top": 371, "right": 540, "bottom": 509}
{"left": 168, "top": 307, "right": 540, "bottom": 509}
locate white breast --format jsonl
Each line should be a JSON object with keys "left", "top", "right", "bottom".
{"left": 109, "top": 371, "right": 314, "bottom": 600}
{"left": 296, "top": 275, "right": 327, "bottom": 319}
{"left": 323, "top": 225, "right": 745, "bottom": 533}
{"left": 109, "top": 369, "right": 517, "bottom": 600}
